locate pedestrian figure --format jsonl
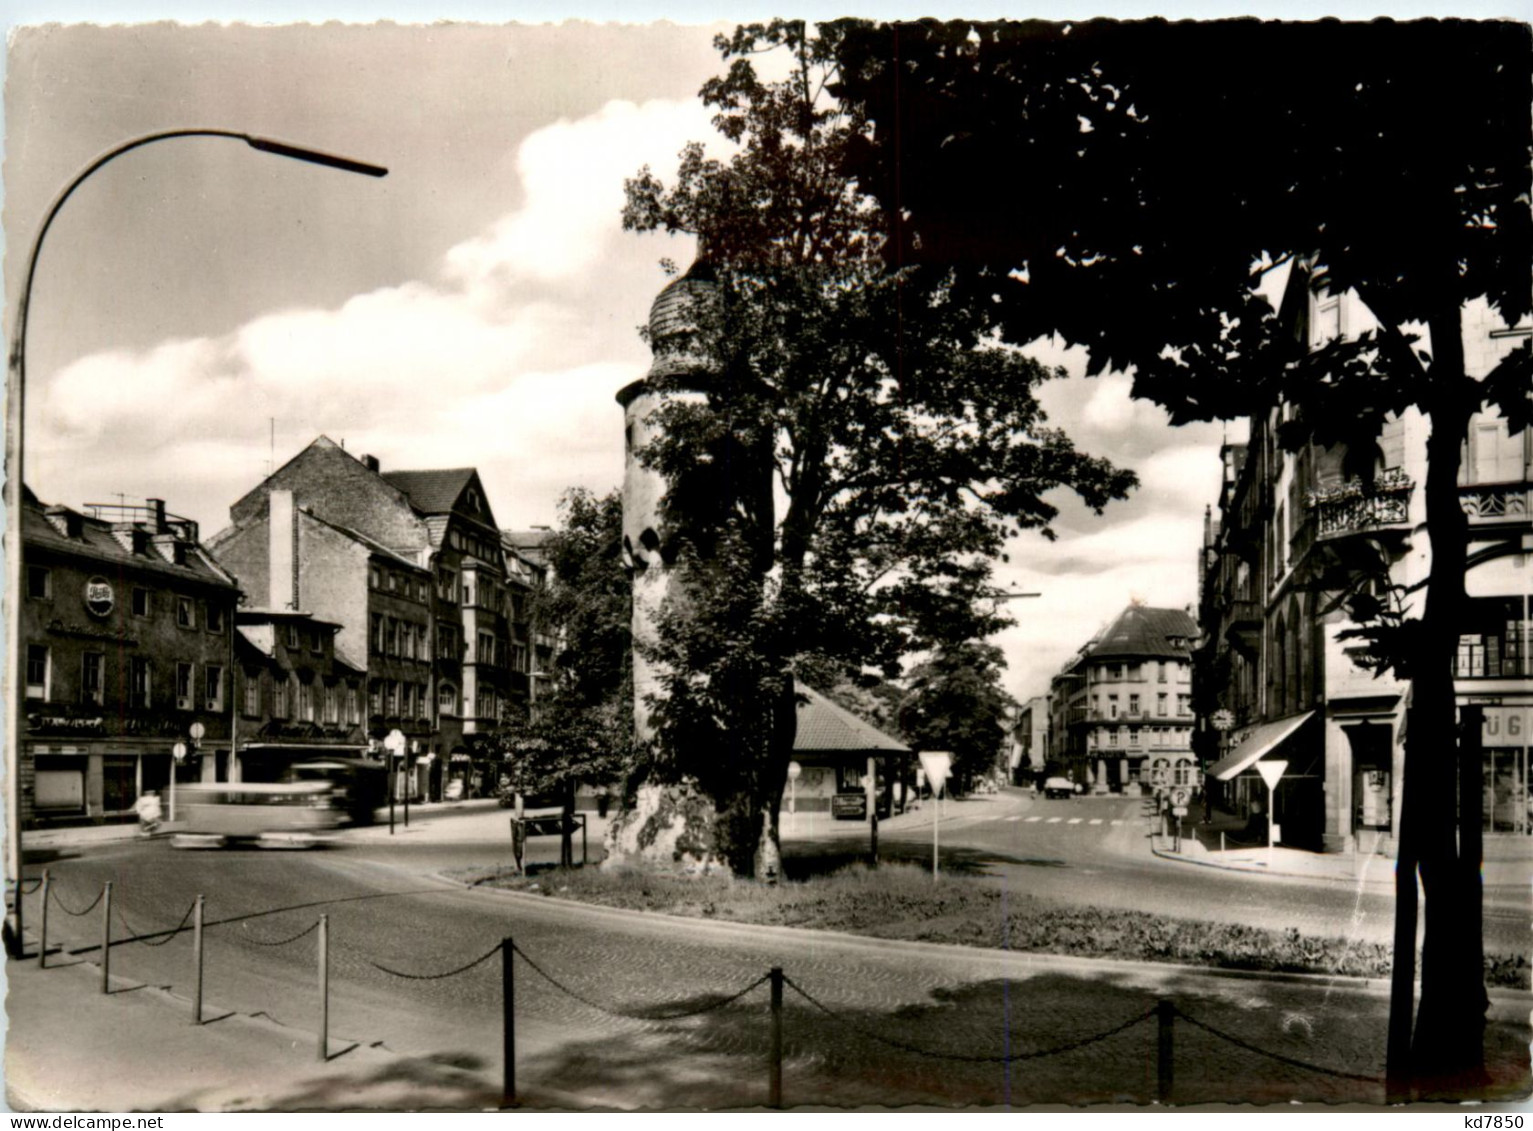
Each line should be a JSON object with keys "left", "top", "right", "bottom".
{"left": 135, "top": 790, "right": 162, "bottom": 836}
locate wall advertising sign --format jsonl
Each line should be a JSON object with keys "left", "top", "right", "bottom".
{"left": 84, "top": 577, "right": 114, "bottom": 617}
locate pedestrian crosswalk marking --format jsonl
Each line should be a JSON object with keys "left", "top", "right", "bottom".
{"left": 1089, "top": 819, "right": 1103, "bottom": 825}
{"left": 1025, "top": 816, "right": 1042, "bottom": 823}
{"left": 1046, "top": 817, "right": 1063, "bottom": 824}
{"left": 1067, "top": 818, "right": 1083, "bottom": 825}
{"left": 1110, "top": 820, "right": 1123, "bottom": 826}
{"left": 1005, "top": 816, "right": 1021, "bottom": 822}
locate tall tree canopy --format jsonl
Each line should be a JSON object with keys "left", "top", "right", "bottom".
{"left": 831, "top": 17, "right": 1532, "bottom": 1099}
{"left": 620, "top": 19, "right": 1135, "bottom": 877}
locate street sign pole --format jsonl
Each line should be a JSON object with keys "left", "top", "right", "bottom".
{"left": 1256, "top": 760, "right": 1288, "bottom": 870}
{"left": 170, "top": 742, "right": 187, "bottom": 824}
{"left": 917, "top": 752, "right": 952, "bottom": 882}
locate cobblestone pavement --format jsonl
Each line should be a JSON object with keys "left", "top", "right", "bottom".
{"left": 13, "top": 848, "right": 1531, "bottom": 1110}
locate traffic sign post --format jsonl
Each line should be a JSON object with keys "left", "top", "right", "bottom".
{"left": 1256, "top": 759, "right": 1288, "bottom": 868}
{"left": 384, "top": 729, "right": 407, "bottom": 836}
{"left": 918, "top": 752, "right": 952, "bottom": 881}
{"left": 170, "top": 742, "right": 188, "bottom": 823}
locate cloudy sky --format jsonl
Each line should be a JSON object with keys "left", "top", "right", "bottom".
{"left": 1, "top": 6, "right": 1478, "bottom": 705}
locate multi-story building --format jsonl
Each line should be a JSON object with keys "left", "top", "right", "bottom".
{"left": 1049, "top": 605, "right": 1198, "bottom": 794}
{"left": 1011, "top": 694, "right": 1050, "bottom": 784}
{"left": 209, "top": 437, "right": 517, "bottom": 799}
{"left": 1196, "top": 262, "right": 1532, "bottom": 852}
{"left": 232, "top": 608, "right": 368, "bottom": 782}
{"left": 17, "top": 491, "right": 239, "bottom": 828}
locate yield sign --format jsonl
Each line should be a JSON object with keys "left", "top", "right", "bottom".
{"left": 1256, "top": 759, "right": 1288, "bottom": 790}
{"left": 918, "top": 751, "right": 953, "bottom": 796}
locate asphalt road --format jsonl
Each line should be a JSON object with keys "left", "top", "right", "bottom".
{"left": 13, "top": 792, "right": 1529, "bottom": 1108}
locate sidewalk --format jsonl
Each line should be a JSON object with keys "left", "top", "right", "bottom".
{"left": 1147, "top": 805, "right": 1533, "bottom": 887}
{"left": 3, "top": 946, "right": 598, "bottom": 1112}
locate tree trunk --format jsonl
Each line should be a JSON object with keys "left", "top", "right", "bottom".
{"left": 1401, "top": 316, "right": 1488, "bottom": 1099}
{"left": 561, "top": 779, "right": 576, "bottom": 868}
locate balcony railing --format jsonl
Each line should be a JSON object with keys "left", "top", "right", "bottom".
{"left": 1459, "top": 483, "right": 1531, "bottom": 523}
{"left": 1306, "top": 471, "right": 1414, "bottom": 537}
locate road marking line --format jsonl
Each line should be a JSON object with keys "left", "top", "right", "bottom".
{"left": 1110, "top": 820, "right": 1123, "bottom": 826}
{"left": 1067, "top": 818, "right": 1083, "bottom": 825}
{"left": 1025, "top": 816, "right": 1043, "bottom": 823}
{"left": 1005, "top": 816, "right": 1021, "bottom": 822}
{"left": 1046, "top": 817, "right": 1063, "bottom": 824}
{"left": 1089, "top": 819, "right": 1103, "bottom": 825}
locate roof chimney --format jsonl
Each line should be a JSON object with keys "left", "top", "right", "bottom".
{"left": 362, "top": 455, "right": 380, "bottom": 473}
{"left": 269, "top": 490, "right": 300, "bottom": 610}
{"left": 146, "top": 498, "right": 167, "bottom": 532}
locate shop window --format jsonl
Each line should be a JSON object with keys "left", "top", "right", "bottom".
{"left": 26, "top": 645, "right": 50, "bottom": 699}
{"left": 1455, "top": 598, "right": 1530, "bottom": 678}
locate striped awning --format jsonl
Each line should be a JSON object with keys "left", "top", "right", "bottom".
{"left": 1207, "top": 712, "right": 1314, "bottom": 781}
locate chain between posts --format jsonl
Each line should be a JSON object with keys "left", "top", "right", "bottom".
{"left": 117, "top": 900, "right": 198, "bottom": 947}
{"left": 236, "top": 919, "right": 322, "bottom": 948}
{"left": 1171, "top": 1006, "right": 1384, "bottom": 1083}
{"left": 50, "top": 884, "right": 105, "bottom": 917}
{"left": 365, "top": 941, "right": 505, "bottom": 981}
{"left": 784, "top": 975, "right": 1159, "bottom": 1064}
{"left": 511, "top": 942, "right": 771, "bottom": 1021}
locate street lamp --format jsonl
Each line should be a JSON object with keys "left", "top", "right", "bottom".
{"left": 5, "top": 129, "right": 387, "bottom": 956}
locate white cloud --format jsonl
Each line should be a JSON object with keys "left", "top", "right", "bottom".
{"left": 33, "top": 97, "right": 715, "bottom": 533}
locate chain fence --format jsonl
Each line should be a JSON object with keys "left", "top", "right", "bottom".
{"left": 49, "top": 883, "right": 105, "bottom": 918}
{"left": 28, "top": 873, "right": 1391, "bottom": 1106}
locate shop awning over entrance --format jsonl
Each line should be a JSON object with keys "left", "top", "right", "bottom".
{"left": 1207, "top": 711, "right": 1314, "bottom": 781}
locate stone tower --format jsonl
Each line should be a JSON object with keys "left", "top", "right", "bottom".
{"left": 608, "top": 262, "right": 725, "bottom": 869}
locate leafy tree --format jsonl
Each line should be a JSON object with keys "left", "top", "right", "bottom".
{"left": 502, "top": 489, "right": 632, "bottom": 864}
{"left": 620, "top": 20, "right": 1136, "bottom": 879}
{"left": 831, "top": 17, "right": 1531, "bottom": 1098}
{"left": 898, "top": 642, "right": 1014, "bottom": 794}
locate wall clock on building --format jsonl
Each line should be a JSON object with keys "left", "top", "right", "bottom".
{"left": 84, "top": 577, "right": 115, "bottom": 618}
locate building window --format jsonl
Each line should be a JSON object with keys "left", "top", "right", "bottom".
{"left": 25, "top": 645, "right": 50, "bottom": 699}
{"left": 26, "top": 565, "right": 51, "bottom": 600}
{"left": 174, "top": 662, "right": 193, "bottom": 710}
{"left": 510, "top": 643, "right": 530, "bottom": 674}
{"left": 438, "top": 683, "right": 458, "bottom": 714}
{"left": 1127, "top": 663, "right": 1141, "bottom": 681}
{"left": 297, "top": 680, "right": 313, "bottom": 722}
{"left": 418, "top": 624, "right": 431, "bottom": 661}
{"left": 438, "top": 568, "right": 457, "bottom": 603}
{"left": 1108, "top": 694, "right": 1119, "bottom": 719}
{"left": 477, "top": 630, "right": 496, "bottom": 665}
{"left": 321, "top": 684, "right": 336, "bottom": 725}
{"left": 205, "top": 665, "right": 224, "bottom": 712}
{"left": 286, "top": 624, "right": 300, "bottom": 649}
{"left": 311, "top": 630, "right": 323, "bottom": 655}
{"left": 1107, "top": 729, "right": 1119, "bottom": 747}
{"left": 400, "top": 683, "right": 414, "bottom": 719}
{"left": 1177, "top": 694, "right": 1191, "bottom": 717}
{"left": 132, "top": 588, "right": 151, "bottom": 617}
{"left": 206, "top": 603, "right": 226, "bottom": 633}
{"left": 369, "top": 680, "right": 382, "bottom": 716}
{"left": 1129, "top": 693, "right": 1140, "bottom": 715}
{"left": 177, "top": 596, "right": 196, "bottom": 628}
{"left": 1157, "top": 693, "right": 1168, "bottom": 717}
{"left": 82, "top": 652, "right": 104, "bottom": 706}
{"left": 1128, "top": 727, "right": 1141, "bottom": 748}
{"left": 129, "top": 657, "right": 152, "bottom": 709}
{"left": 1176, "top": 663, "right": 1190, "bottom": 684}
{"left": 371, "top": 613, "right": 385, "bottom": 654}
{"left": 384, "top": 681, "right": 398, "bottom": 717}
{"left": 1158, "top": 662, "right": 1167, "bottom": 683}
{"left": 369, "top": 566, "right": 381, "bottom": 589}
{"left": 478, "top": 687, "right": 496, "bottom": 719}
{"left": 389, "top": 573, "right": 400, "bottom": 592}
{"left": 244, "top": 671, "right": 262, "bottom": 718}
{"left": 273, "top": 678, "right": 289, "bottom": 719}
{"left": 462, "top": 577, "right": 476, "bottom": 607}
{"left": 438, "top": 624, "right": 458, "bottom": 660}
{"left": 346, "top": 683, "right": 360, "bottom": 725}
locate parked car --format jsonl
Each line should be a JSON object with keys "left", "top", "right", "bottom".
{"left": 1043, "top": 776, "right": 1076, "bottom": 800}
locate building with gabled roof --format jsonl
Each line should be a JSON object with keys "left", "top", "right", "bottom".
{"left": 786, "top": 686, "right": 909, "bottom": 819}
{"left": 18, "top": 490, "right": 239, "bottom": 828}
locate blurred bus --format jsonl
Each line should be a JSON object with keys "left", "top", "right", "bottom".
{"left": 288, "top": 757, "right": 388, "bottom": 826}
{"left": 173, "top": 782, "right": 342, "bottom": 847}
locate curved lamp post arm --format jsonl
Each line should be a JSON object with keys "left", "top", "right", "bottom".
{"left": 4, "top": 129, "right": 386, "bottom": 954}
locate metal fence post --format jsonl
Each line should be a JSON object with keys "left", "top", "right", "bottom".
{"left": 1157, "top": 999, "right": 1174, "bottom": 1105}
{"left": 503, "top": 937, "right": 516, "bottom": 1107}
{"left": 770, "top": 966, "right": 784, "bottom": 1109}
{"left": 192, "top": 895, "right": 205, "bottom": 1024}
{"left": 317, "top": 915, "right": 329, "bottom": 1062}
{"left": 38, "top": 870, "right": 50, "bottom": 969}
{"left": 100, "top": 881, "right": 113, "bottom": 994}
